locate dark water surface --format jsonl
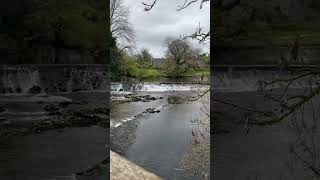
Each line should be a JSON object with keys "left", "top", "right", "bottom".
{"left": 212, "top": 70, "right": 320, "bottom": 180}
{"left": 0, "top": 126, "right": 107, "bottom": 180}
{"left": 111, "top": 90, "right": 209, "bottom": 180}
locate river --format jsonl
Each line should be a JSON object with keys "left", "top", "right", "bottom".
{"left": 110, "top": 82, "right": 210, "bottom": 179}
{"left": 213, "top": 69, "right": 320, "bottom": 180}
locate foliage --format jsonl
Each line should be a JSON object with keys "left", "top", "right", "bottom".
{"left": 110, "top": 37, "right": 122, "bottom": 81}
{"left": 163, "top": 37, "right": 202, "bottom": 77}
{"left": 0, "top": 0, "right": 109, "bottom": 63}
{"left": 136, "top": 48, "right": 153, "bottom": 67}
{"left": 120, "top": 54, "right": 140, "bottom": 77}
{"left": 201, "top": 54, "right": 210, "bottom": 65}
{"left": 120, "top": 53, "right": 160, "bottom": 78}
{"left": 213, "top": 0, "right": 320, "bottom": 46}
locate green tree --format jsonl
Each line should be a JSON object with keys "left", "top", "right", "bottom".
{"left": 136, "top": 48, "right": 153, "bottom": 67}
{"left": 163, "top": 37, "right": 201, "bottom": 77}
{"left": 0, "top": 0, "right": 109, "bottom": 64}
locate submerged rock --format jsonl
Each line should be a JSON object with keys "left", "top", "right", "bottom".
{"left": 143, "top": 108, "right": 160, "bottom": 114}
{"left": 167, "top": 96, "right": 184, "bottom": 104}
{"left": 123, "top": 94, "right": 157, "bottom": 103}
{"left": 43, "top": 104, "right": 60, "bottom": 112}
{"left": 144, "top": 95, "right": 156, "bottom": 101}
{"left": 59, "top": 101, "right": 73, "bottom": 108}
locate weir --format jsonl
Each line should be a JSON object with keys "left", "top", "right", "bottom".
{"left": 0, "top": 65, "right": 109, "bottom": 94}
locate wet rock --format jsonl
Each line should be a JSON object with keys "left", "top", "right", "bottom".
{"left": 43, "top": 104, "right": 60, "bottom": 112}
{"left": 144, "top": 95, "right": 156, "bottom": 101}
{"left": 59, "top": 101, "right": 73, "bottom": 108}
{"left": 144, "top": 108, "right": 160, "bottom": 114}
{"left": 94, "top": 108, "right": 109, "bottom": 114}
{"left": 131, "top": 96, "right": 142, "bottom": 102}
{"left": 28, "top": 86, "right": 42, "bottom": 94}
{"left": 124, "top": 94, "right": 157, "bottom": 102}
{"left": 167, "top": 96, "right": 184, "bottom": 104}
{"left": 141, "top": 99, "right": 150, "bottom": 102}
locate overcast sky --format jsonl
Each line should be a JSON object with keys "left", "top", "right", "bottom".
{"left": 123, "top": 0, "right": 210, "bottom": 58}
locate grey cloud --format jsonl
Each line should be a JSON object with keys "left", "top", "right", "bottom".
{"left": 124, "top": 0, "right": 210, "bottom": 57}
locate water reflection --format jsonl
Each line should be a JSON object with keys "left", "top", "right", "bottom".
{"left": 213, "top": 69, "right": 320, "bottom": 180}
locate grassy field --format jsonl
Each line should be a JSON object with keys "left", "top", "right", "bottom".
{"left": 224, "top": 23, "right": 320, "bottom": 47}
{"left": 137, "top": 68, "right": 162, "bottom": 78}
{"left": 129, "top": 68, "right": 210, "bottom": 79}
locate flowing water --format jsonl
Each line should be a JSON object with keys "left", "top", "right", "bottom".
{"left": 111, "top": 82, "right": 210, "bottom": 179}
{"left": 212, "top": 69, "right": 320, "bottom": 180}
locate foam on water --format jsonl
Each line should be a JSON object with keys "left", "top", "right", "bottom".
{"left": 110, "top": 104, "right": 167, "bottom": 128}
{"left": 111, "top": 82, "right": 207, "bottom": 94}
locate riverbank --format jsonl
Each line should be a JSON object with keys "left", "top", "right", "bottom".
{"left": 0, "top": 91, "right": 109, "bottom": 180}
{"left": 213, "top": 88, "right": 320, "bottom": 180}
{"left": 110, "top": 85, "right": 210, "bottom": 179}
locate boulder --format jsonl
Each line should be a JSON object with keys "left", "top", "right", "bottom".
{"left": 167, "top": 96, "right": 185, "bottom": 104}
{"left": 144, "top": 108, "right": 160, "bottom": 114}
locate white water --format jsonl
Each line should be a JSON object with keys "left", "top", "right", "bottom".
{"left": 111, "top": 82, "right": 207, "bottom": 94}
{"left": 1, "top": 67, "right": 41, "bottom": 94}
{"left": 0, "top": 66, "right": 109, "bottom": 94}
{"left": 110, "top": 104, "right": 167, "bottom": 128}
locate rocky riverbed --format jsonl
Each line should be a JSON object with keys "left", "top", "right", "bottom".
{"left": 110, "top": 87, "right": 210, "bottom": 179}
{"left": 0, "top": 91, "right": 109, "bottom": 180}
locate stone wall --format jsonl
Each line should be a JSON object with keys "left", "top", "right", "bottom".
{"left": 110, "top": 151, "right": 162, "bottom": 180}
{"left": 0, "top": 64, "right": 109, "bottom": 94}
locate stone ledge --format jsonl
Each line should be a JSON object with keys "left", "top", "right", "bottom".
{"left": 110, "top": 151, "right": 162, "bottom": 180}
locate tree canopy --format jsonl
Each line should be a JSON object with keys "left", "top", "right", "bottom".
{"left": 0, "top": 0, "right": 110, "bottom": 64}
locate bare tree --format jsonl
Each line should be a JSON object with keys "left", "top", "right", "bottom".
{"left": 110, "top": 0, "right": 135, "bottom": 50}
{"left": 163, "top": 37, "right": 202, "bottom": 76}
{"left": 142, "top": 0, "right": 210, "bottom": 44}
{"left": 165, "top": 37, "right": 191, "bottom": 65}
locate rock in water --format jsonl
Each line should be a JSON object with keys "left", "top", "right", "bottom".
{"left": 167, "top": 96, "right": 184, "bottom": 104}
{"left": 43, "top": 104, "right": 60, "bottom": 112}
{"left": 28, "top": 86, "right": 42, "bottom": 94}
{"left": 144, "top": 108, "right": 160, "bottom": 114}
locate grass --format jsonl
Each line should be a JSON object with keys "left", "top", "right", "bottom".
{"left": 129, "top": 67, "right": 209, "bottom": 79}
{"left": 184, "top": 69, "right": 210, "bottom": 77}
{"left": 137, "top": 68, "right": 162, "bottom": 78}
{"left": 225, "top": 23, "right": 320, "bottom": 47}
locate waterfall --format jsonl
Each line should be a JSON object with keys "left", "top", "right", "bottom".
{"left": 0, "top": 65, "right": 109, "bottom": 94}
{"left": 110, "top": 82, "right": 208, "bottom": 94}
{"left": 1, "top": 67, "right": 41, "bottom": 94}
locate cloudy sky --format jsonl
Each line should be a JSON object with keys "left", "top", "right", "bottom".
{"left": 123, "top": 0, "right": 210, "bottom": 58}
